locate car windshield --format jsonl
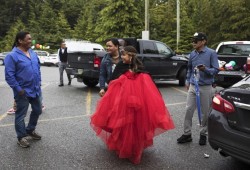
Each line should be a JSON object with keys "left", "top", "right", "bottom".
{"left": 217, "top": 44, "right": 250, "bottom": 56}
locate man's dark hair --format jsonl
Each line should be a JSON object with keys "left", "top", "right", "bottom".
{"left": 12, "top": 31, "right": 30, "bottom": 49}
{"left": 105, "top": 38, "right": 119, "bottom": 47}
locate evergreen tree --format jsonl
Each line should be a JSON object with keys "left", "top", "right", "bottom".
{"left": 94, "top": 0, "right": 143, "bottom": 42}
{"left": 217, "top": 0, "right": 250, "bottom": 41}
{"left": 38, "top": 3, "right": 58, "bottom": 45}
{"left": 56, "top": 11, "right": 72, "bottom": 40}
{"left": 150, "top": 0, "right": 176, "bottom": 49}
{"left": 1, "top": 19, "right": 26, "bottom": 51}
{"left": 62, "top": 0, "right": 87, "bottom": 29}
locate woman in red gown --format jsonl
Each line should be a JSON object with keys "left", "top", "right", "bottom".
{"left": 90, "top": 46, "right": 174, "bottom": 164}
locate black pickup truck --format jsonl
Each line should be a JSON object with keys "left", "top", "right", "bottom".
{"left": 214, "top": 41, "right": 250, "bottom": 87}
{"left": 66, "top": 38, "right": 188, "bottom": 87}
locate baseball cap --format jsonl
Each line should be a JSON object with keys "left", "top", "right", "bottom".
{"left": 192, "top": 32, "right": 207, "bottom": 40}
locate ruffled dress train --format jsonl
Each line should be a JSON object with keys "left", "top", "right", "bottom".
{"left": 90, "top": 71, "right": 174, "bottom": 164}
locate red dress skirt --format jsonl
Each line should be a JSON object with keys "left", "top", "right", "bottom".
{"left": 90, "top": 71, "right": 174, "bottom": 164}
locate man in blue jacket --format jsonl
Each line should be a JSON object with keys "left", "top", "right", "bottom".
{"left": 177, "top": 32, "right": 219, "bottom": 145}
{"left": 5, "top": 31, "right": 42, "bottom": 148}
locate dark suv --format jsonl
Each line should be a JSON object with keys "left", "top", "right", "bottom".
{"left": 208, "top": 75, "right": 250, "bottom": 164}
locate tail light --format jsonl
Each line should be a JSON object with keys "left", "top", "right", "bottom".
{"left": 212, "top": 94, "right": 235, "bottom": 115}
{"left": 94, "top": 56, "right": 101, "bottom": 68}
{"left": 246, "top": 57, "right": 250, "bottom": 74}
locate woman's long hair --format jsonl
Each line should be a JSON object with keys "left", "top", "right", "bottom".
{"left": 12, "top": 31, "right": 30, "bottom": 49}
{"left": 123, "top": 46, "right": 144, "bottom": 73}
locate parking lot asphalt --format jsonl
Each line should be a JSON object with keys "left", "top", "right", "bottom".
{"left": 0, "top": 66, "right": 249, "bottom": 170}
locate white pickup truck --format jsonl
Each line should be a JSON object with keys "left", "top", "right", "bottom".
{"left": 65, "top": 40, "right": 106, "bottom": 87}
{"left": 215, "top": 41, "right": 250, "bottom": 87}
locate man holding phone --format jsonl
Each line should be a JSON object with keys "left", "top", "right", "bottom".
{"left": 177, "top": 32, "right": 219, "bottom": 145}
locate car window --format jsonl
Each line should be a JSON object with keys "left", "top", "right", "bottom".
{"left": 217, "top": 44, "right": 250, "bottom": 56}
{"left": 142, "top": 41, "right": 158, "bottom": 54}
{"left": 34, "top": 51, "right": 49, "bottom": 56}
{"left": 50, "top": 54, "right": 58, "bottom": 57}
{"left": 155, "top": 42, "right": 172, "bottom": 56}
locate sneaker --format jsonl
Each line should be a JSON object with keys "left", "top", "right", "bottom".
{"left": 199, "top": 135, "right": 207, "bottom": 145}
{"left": 7, "top": 108, "right": 16, "bottom": 115}
{"left": 28, "top": 131, "right": 42, "bottom": 140}
{"left": 177, "top": 134, "right": 192, "bottom": 143}
{"left": 17, "top": 137, "right": 30, "bottom": 148}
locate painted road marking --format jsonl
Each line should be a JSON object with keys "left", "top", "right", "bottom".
{"left": 0, "top": 101, "right": 186, "bottom": 128}
{"left": 86, "top": 89, "right": 92, "bottom": 115}
{"left": 0, "top": 115, "right": 89, "bottom": 128}
{"left": 41, "top": 83, "right": 50, "bottom": 89}
{"left": 166, "top": 102, "right": 186, "bottom": 106}
{"left": 171, "top": 87, "right": 188, "bottom": 95}
{"left": 0, "top": 82, "right": 50, "bottom": 121}
{"left": 0, "top": 86, "right": 187, "bottom": 125}
{"left": 0, "top": 113, "right": 8, "bottom": 121}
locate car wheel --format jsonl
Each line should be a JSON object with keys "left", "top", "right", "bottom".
{"left": 178, "top": 68, "right": 186, "bottom": 86}
{"left": 82, "top": 78, "right": 98, "bottom": 87}
{"left": 0, "top": 59, "right": 4, "bottom": 65}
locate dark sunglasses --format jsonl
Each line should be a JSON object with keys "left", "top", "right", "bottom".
{"left": 192, "top": 39, "right": 202, "bottom": 44}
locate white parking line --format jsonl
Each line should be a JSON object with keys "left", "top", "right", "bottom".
{"left": 41, "top": 83, "right": 50, "bottom": 89}
{"left": 0, "top": 86, "right": 187, "bottom": 126}
{"left": 166, "top": 102, "right": 186, "bottom": 106}
{"left": 0, "top": 82, "right": 50, "bottom": 121}
{"left": 0, "top": 115, "right": 88, "bottom": 128}
{"left": 0, "top": 113, "right": 8, "bottom": 121}
{"left": 171, "top": 87, "right": 188, "bottom": 95}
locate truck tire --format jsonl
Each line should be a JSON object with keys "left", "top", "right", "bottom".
{"left": 178, "top": 68, "right": 186, "bottom": 86}
{"left": 83, "top": 78, "right": 99, "bottom": 87}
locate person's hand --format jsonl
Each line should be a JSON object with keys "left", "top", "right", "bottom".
{"left": 197, "top": 65, "right": 206, "bottom": 71}
{"left": 18, "top": 89, "right": 25, "bottom": 96}
{"left": 99, "top": 89, "right": 105, "bottom": 97}
{"left": 212, "top": 83, "right": 217, "bottom": 88}
{"left": 185, "top": 84, "right": 190, "bottom": 91}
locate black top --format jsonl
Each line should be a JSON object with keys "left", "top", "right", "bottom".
{"left": 110, "top": 61, "right": 130, "bottom": 82}
{"left": 59, "top": 48, "right": 68, "bottom": 62}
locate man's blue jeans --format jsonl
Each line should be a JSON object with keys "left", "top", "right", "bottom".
{"left": 15, "top": 94, "right": 42, "bottom": 139}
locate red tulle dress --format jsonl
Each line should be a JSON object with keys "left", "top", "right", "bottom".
{"left": 90, "top": 71, "right": 174, "bottom": 164}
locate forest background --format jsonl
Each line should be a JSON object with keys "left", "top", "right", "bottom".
{"left": 0, "top": 0, "right": 250, "bottom": 53}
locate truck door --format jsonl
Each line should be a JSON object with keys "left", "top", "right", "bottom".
{"left": 140, "top": 41, "right": 161, "bottom": 77}
{"left": 154, "top": 42, "right": 176, "bottom": 78}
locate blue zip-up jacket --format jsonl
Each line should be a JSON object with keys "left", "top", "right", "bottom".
{"left": 186, "top": 46, "right": 219, "bottom": 86}
{"left": 4, "top": 47, "right": 41, "bottom": 98}
{"left": 99, "top": 53, "right": 121, "bottom": 89}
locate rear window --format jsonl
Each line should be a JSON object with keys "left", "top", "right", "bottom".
{"left": 142, "top": 41, "right": 158, "bottom": 54}
{"left": 217, "top": 44, "right": 250, "bottom": 56}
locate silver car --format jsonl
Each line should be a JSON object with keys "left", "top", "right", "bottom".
{"left": 208, "top": 75, "right": 250, "bottom": 164}
{"left": 0, "top": 52, "right": 10, "bottom": 65}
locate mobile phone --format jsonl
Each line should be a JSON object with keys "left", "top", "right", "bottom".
{"left": 197, "top": 64, "right": 204, "bottom": 68}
